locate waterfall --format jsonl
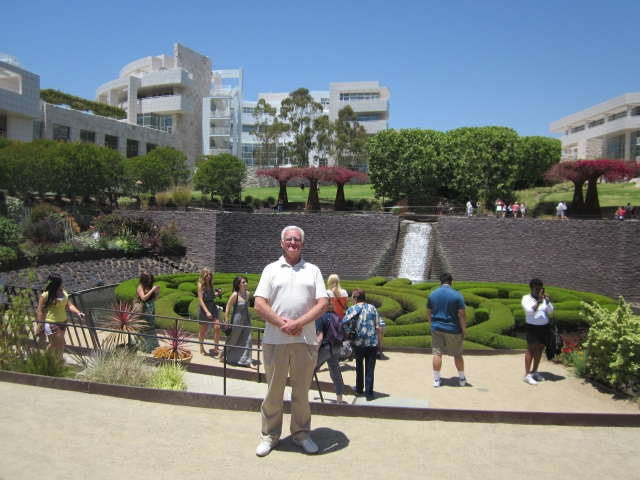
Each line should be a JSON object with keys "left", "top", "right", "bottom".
{"left": 397, "top": 222, "right": 433, "bottom": 282}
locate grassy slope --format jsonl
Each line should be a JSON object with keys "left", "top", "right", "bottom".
{"left": 540, "top": 182, "right": 640, "bottom": 207}
{"left": 192, "top": 184, "right": 377, "bottom": 203}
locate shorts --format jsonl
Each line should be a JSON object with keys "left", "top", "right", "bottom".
{"left": 45, "top": 322, "right": 67, "bottom": 335}
{"left": 431, "top": 331, "right": 463, "bottom": 356}
{"left": 526, "top": 323, "right": 550, "bottom": 345}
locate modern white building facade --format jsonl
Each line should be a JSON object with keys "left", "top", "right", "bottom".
{"left": 210, "top": 80, "right": 391, "bottom": 166}
{"left": 0, "top": 54, "right": 41, "bottom": 142}
{"left": 550, "top": 93, "right": 640, "bottom": 161}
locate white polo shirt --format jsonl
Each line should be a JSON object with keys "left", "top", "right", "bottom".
{"left": 255, "top": 256, "right": 327, "bottom": 345}
{"left": 521, "top": 294, "right": 554, "bottom": 326}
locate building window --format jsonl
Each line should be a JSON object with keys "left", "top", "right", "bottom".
{"left": 105, "top": 134, "right": 118, "bottom": 150}
{"left": 126, "top": 139, "right": 139, "bottom": 158}
{"left": 608, "top": 111, "right": 627, "bottom": 122}
{"left": 32, "top": 121, "right": 42, "bottom": 139}
{"left": 631, "top": 107, "right": 640, "bottom": 117}
{"left": 80, "top": 130, "right": 96, "bottom": 143}
{"left": 53, "top": 124, "right": 70, "bottom": 141}
{"left": 242, "top": 107, "right": 255, "bottom": 114}
{"left": 357, "top": 114, "right": 379, "bottom": 122}
{"left": 570, "top": 125, "right": 585, "bottom": 134}
{"left": 630, "top": 131, "right": 640, "bottom": 161}
{"left": 588, "top": 118, "right": 604, "bottom": 128}
{"left": 0, "top": 67, "right": 21, "bottom": 94}
{"left": 321, "top": 98, "right": 329, "bottom": 109}
{"left": 242, "top": 125, "right": 255, "bottom": 133}
{"left": 137, "top": 86, "right": 178, "bottom": 99}
{"left": 340, "top": 92, "right": 379, "bottom": 101}
{"left": 606, "top": 133, "right": 626, "bottom": 159}
{"left": 137, "top": 113, "right": 172, "bottom": 133}
{"left": 146, "top": 143, "right": 157, "bottom": 153}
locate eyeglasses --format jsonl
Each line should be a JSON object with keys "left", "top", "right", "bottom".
{"left": 284, "top": 237, "right": 302, "bottom": 243}
{"left": 205, "top": 273, "right": 212, "bottom": 277}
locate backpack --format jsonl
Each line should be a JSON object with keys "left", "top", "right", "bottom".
{"left": 325, "top": 311, "right": 347, "bottom": 347}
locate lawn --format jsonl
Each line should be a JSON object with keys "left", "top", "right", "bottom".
{"left": 540, "top": 182, "right": 640, "bottom": 207}
{"left": 193, "top": 184, "right": 377, "bottom": 203}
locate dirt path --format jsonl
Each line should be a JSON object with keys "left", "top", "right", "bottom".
{"left": 1, "top": 382, "right": 639, "bottom": 479}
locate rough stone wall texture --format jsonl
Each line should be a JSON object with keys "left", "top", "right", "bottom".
{"left": 587, "top": 138, "right": 603, "bottom": 159}
{"left": 121, "top": 211, "right": 217, "bottom": 271}
{"left": 214, "top": 213, "right": 399, "bottom": 278}
{"left": 174, "top": 44, "right": 212, "bottom": 169}
{"left": 436, "top": 218, "right": 640, "bottom": 302}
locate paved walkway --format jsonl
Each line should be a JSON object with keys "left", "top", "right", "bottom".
{"left": 187, "top": 349, "right": 638, "bottom": 413}
{"left": 1, "top": 381, "right": 639, "bottom": 480}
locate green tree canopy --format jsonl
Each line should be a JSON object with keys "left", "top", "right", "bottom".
{"left": 442, "top": 126, "right": 521, "bottom": 202}
{"left": 516, "top": 136, "right": 562, "bottom": 188}
{"left": 367, "top": 129, "right": 447, "bottom": 204}
{"left": 0, "top": 139, "right": 59, "bottom": 200}
{"left": 122, "top": 147, "right": 190, "bottom": 194}
{"left": 251, "top": 99, "right": 290, "bottom": 166}
{"left": 146, "top": 147, "right": 191, "bottom": 187}
{"left": 279, "top": 88, "right": 323, "bottom": 166}
{"left": 193, "top": 153, "right": 247, "bottom": 205}
{"left": 332, "top": 105, "right": 368, "bottom": 168}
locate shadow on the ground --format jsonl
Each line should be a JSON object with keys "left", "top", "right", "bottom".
{"left": 278, "top": 428, "right": 349, "bottom": 455}
{"left": 582, "top": 378, "right": 635, "bottom": 402}
{"left": 538, "top": 371, "right": 566, "bottom": 382}
{"left": 439, "top": 377, "right": 473, "bottom": 388}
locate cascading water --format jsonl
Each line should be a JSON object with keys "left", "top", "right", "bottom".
{"left": 397, "top": 222, "right": 433, "bottom": 282}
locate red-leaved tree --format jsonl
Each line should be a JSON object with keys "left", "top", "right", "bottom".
{"left": 545, "top": 159, "right": 640, "bottom": 215}
{"left": 296, "top": 167, "right": 330, "bottom": 211}
{"left": 256, "top": 167, "right": 301, "bottom": 209}
{"left": 324, "top": 167, "right": 368, "bottom": 211}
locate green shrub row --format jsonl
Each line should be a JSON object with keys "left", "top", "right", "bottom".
{"left": 466, "top": 301, "right": 527, "bottom": 349}
{"left": 40, "top": 88, "right": 127, "bottom": 119}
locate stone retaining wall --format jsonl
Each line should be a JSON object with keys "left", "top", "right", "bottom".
{"left": 436, "top": 218, "right": 640, "bottom": 302}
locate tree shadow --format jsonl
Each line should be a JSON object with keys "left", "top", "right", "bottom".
{"left": 278, "top": 428, "right": 349, "bottom": 455}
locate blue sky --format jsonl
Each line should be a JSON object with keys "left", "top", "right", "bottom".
{"left": 3, "top": 0, "right": 638, "bottom": 136}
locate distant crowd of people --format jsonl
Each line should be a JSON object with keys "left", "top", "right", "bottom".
{"left": 494, "top": 199, "right": 527, "bottom": 218}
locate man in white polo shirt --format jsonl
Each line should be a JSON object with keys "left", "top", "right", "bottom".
{"left": 254, "top": 225, "right": 328, "bottom": 457}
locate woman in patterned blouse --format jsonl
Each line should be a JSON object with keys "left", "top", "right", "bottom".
{"left": 343, "top": 288, "right": 382, "bottom": 401}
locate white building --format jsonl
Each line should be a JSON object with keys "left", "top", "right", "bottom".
{"left": 550, "top": 93, "right": 640, "bottom": 161}
{"left": 0, "top": 54, "right": 40, "bottom": 142}
{"left": 203, "top": 80, "right": 391, "bottom": 166}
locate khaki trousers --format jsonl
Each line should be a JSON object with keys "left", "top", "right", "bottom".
{"left": 261, "top": 343, "right": 317, "bottom": 442}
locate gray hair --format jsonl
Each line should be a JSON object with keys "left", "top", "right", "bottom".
{"left": 281, "top": 225, "right": 305, "bottom": 242}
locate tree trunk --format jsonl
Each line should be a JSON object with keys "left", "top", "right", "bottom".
{"left": 571, "top": 181, "right": 586, "bottom": 214}
{"left": 71, "top": 194, "right": 77, "bottom": 216}
{"left": 334, "top": 183, "right": 346, "bottom": 211}
{"left": 584, "top": 176, "right": 601, "bottom": 216}
{"left": 307, "top": 179, "right": 320, "bottom": 211}
{"left": 278, "top": 181, "right": 289, "bottom": 209}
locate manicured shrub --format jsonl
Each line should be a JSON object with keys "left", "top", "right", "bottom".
{"left": 360, "top": 276, "right": 388, "bottom": 286}
{"left": 177, "top": 282, "right": 198, "bottom": 295}
{"left": 584, "top": 298, "right": 640, "bottom": 393}
{"left": 385, "top": 322, "right": 431, "bottom": 337}
{"left": 458, "top": 288, "right": 499, "bottom": 299}
{"left": 174, "top": 295, "right": 195, "bottom": 316}
{"left": 384, "top": 278, "right": 413, "bottom": 288}
{"left": 367, "top": 294, "right": 402, "bottom": 320}
{"left": 474, "top": 308, "right": 489, "bottom": 324}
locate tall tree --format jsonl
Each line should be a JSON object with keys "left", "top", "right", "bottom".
{"left": 324, "top": 167, "right": 367, "bottom": 211}
{"left": 367, "top": 129, "right": 446, "bottom": 204}
{"left": 332, "top": 105, "right": 368, "bottom": 167}
{"left": 53, "top": 142, "right": 111, "bottom": 214}
{"left": 193, "top": 153, "right": 246, "bottom": 208}
{"left": 546, "top": 159, "right": 640, "bottom": 215}
{"left": 255, "top": 168, "right": 301, "bottom": 209}
{"left": 312, "top": 114, "right": 333, "bottom": 166}
{"left": 251, "top": 99, "right": 290, "bottom": 166}
{"left": 0, "top": 139, "right": 59, "bottom": 200}
{"left": 296, "top": 167, "right": 329, "bottom": 211}
{"left": 279, "top": 88, "right": 323, "bottom": 166}
{"left": 443, "top": 126, "right": 521, "bottom": 202}
{"left": 517, "top": 136, "right": 562, "bottom": 188}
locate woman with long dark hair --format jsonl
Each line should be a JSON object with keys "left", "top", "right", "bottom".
{"left": 197, "top": 268, "right": 222, "bottom": 356}
{"left": 37, "top": 275, "right": 84, "bottom": 357}
{"left": 136, "top": 272, "right": 160, "bottom": 353}
{"left": 222, "top": 275, "right": 256, "bottom": 369}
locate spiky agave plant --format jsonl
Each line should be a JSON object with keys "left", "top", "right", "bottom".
{"left": 152, "top": 325, "right": 194, "bottom": 361}
{"left": 102, "top": 301, "right": 147, "bottom": 349}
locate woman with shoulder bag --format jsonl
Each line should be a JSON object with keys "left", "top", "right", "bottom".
{"left": 521, "top": 278, "right": 554, "bottom": 385}
{"left": 222, "top": 275, "right": 256, "bottom": 369}
{"left": 37, "top": 274, "right": 85, "bottom": 358}
{"left": 197, "top": 268, "right": 223, "bottom": 357}
{"left": 314, "top": 300, "right": 346, "bottom": 403}
{"left": 135, "top": 272, "right": 161, "bottom": 353}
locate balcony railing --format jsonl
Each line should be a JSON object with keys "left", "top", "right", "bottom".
{"left": 210, "top": 127, "right": 231, "bottom": 135}
{"left": 210, "top": 108, "right": 231, "bottom": 118}
{"left": 210, "top": 148, "right": 231, "bottom": 155}
{"left": 210, "top": 86, "right": 239, "bottom": 97}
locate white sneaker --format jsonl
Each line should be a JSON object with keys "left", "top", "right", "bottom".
{"left": 459, "top": 377, "right": 467, "bottom": 387}
{"left": 531, "top": 371, "right": 545, "bottom": 381}
{"left": 523, "top": 374, "right": 538, "bottom": 385}
{"left": 256, "top": 439, "right": 278, "bottom": 457}
{"left": 433, "top": 378, "right": 441, "bottom": 388}
{"left": 293, "top": 437, "right": 319, "bottom": 454}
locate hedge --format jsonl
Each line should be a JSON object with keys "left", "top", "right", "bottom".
{"left": 112, "top": 274, "right": 615, "bottom": 350}
{"left": 40, "top": 88, "right": 127, "bottom": 119}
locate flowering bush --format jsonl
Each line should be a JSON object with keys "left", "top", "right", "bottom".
{"left": 72, "top": 233, "right": 103, "bottom": 251}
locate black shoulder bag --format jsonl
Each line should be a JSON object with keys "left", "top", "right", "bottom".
{"left": 222, "top": 294, "right": 238, "bottom": 337}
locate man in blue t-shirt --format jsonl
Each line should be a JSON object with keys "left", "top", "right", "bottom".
{"left": 426, "top": 272, "right": 467, "bottom": 388}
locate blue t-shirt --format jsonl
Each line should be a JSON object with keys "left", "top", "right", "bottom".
{"left": 426, "top": 285, "right": 466, "bottom": 334}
